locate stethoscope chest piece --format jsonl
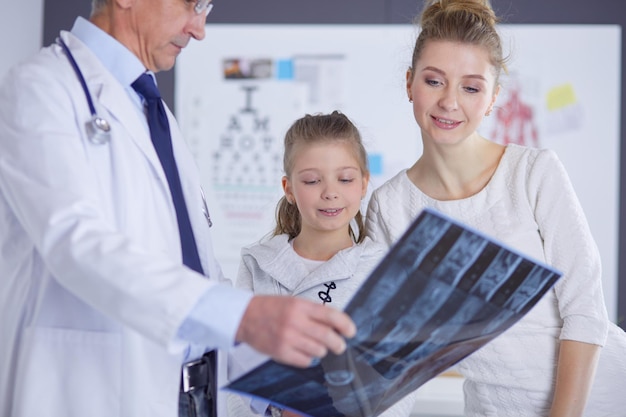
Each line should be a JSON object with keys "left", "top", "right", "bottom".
{"left": 57, "top": 36, "right": 112, "bottom": 145}
{"left": 87, "top": 115, "right": 111, "bottom": 145}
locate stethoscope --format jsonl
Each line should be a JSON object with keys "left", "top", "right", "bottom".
{"left": 56, "top": 37, "right": 112, "bottom": 145}
{"left": 56, "top": 37, "right": 213, "bottom": 228}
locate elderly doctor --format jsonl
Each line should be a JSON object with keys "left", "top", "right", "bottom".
{"left": 0, "top": 0, "right": 356, "bottom": 416}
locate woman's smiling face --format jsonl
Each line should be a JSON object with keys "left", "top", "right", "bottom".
{"left": 407, "top": 40, "right": 500, "bottom": 146}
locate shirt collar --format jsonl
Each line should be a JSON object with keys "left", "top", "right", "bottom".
{"left": 70, "top": 16, "right": 151, "bottom": 87}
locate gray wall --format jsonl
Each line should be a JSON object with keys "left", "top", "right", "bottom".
{"left": 42, "top": 0, "right": 626, "bottom": 326}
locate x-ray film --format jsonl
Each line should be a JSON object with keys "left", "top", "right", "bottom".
{"left": 226, "top": 208, "right": 562, "bottom": 417}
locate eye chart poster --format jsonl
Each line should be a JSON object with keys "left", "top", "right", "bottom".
{"left": 175, "top": 24, "right": 621, "bottom": 319}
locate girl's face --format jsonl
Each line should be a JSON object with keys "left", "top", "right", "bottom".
{"left": 407, "top": 40, "right": 500, "bottom": 146}
{"left": 283, "top": 140, "right": 368, "bottom": 238}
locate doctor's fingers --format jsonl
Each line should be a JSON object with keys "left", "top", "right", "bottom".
{"left": 296, "top": 301, "right": 357, "bottom": 354}
{"left": 236, "top": 295, "right": 356, "bottom": 367}
{"left": 267, "top": 299, "right": 355, "bottom": 366}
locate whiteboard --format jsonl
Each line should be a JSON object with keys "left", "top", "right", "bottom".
{"left": 176, "top": 24, "right": 621, "bottom": 320}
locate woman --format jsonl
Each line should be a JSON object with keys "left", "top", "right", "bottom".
{"left": 365, "top": 1, "right": 626, "bottom": 416}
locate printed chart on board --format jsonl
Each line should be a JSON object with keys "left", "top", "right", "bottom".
{"left": 176, "top": 24, "right": 620, "bottom": 319}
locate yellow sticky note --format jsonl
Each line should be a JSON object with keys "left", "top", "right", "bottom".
{"left": 546, "top": 83, "right": 577, "bottom": 111}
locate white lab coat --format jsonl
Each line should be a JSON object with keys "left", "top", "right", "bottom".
{"left": 0, "top": 31, "right": 228, "bottom": 417}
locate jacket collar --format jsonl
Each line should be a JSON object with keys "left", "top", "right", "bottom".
{"left": 56, "top": 31, "right": 211, "bottom": 275}
{"left": 245, "top": 234, "right": 366, "bottom": 293}
{"left": 58, "top": 31, "right": 166, "bottom": 185}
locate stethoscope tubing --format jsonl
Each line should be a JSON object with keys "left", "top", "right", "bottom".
{"left": 57, "top": 37, "right": 97, "bottom": 116}
{"left": 56, "top": 36, "right": 212, "bottom": 227}
{"left": 56, "top": 37, "right": 111, "bottom": 145}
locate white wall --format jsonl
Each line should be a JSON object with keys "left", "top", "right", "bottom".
{"left": 177, "top": 24, "right": 621, "bottom": 320}
{"left": 1, "top": 0, "right": 44, "bottom": 79}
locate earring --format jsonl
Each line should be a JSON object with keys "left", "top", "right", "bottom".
{"left": 408, "top": 96, "right": 413, "bottom": 103}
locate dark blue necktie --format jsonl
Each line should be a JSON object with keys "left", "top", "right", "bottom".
{"left": 132, "top": 73, "right": 204, "bottom": 275}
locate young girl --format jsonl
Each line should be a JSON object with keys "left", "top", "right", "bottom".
{"left": 365, "top": 1, "right": 626, "bottom": 416}
{"left": 227, "top": 111, "right": 418, "bottom": 417}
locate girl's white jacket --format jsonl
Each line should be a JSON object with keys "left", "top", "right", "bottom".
{"left": 230, "top": 234, "right": 419, "bottom": 417}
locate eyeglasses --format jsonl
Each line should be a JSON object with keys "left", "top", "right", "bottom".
{"left": 194, "top": 0, "right": 213, "bottom": 16}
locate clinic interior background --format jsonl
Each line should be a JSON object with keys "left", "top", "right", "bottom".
{"left": 3, "top": 0, "right": 625, "bottom": 330}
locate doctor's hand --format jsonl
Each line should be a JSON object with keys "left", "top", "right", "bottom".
{"left": 235, "top": 295, "right": 356, "bottom": 368}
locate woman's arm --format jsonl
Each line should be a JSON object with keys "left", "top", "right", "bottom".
{"left": 527, "top": 150, "right": 606, "bottom": 416}
{"left": 549, "top": 340, "right": 600, "bottom": 417}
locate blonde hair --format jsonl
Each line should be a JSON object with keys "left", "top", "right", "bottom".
{"left": 410, "top": 0, "right": 508, "bottom": 85}
{"left": 274, "top": 111, "right": 369, "bottom": 243}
